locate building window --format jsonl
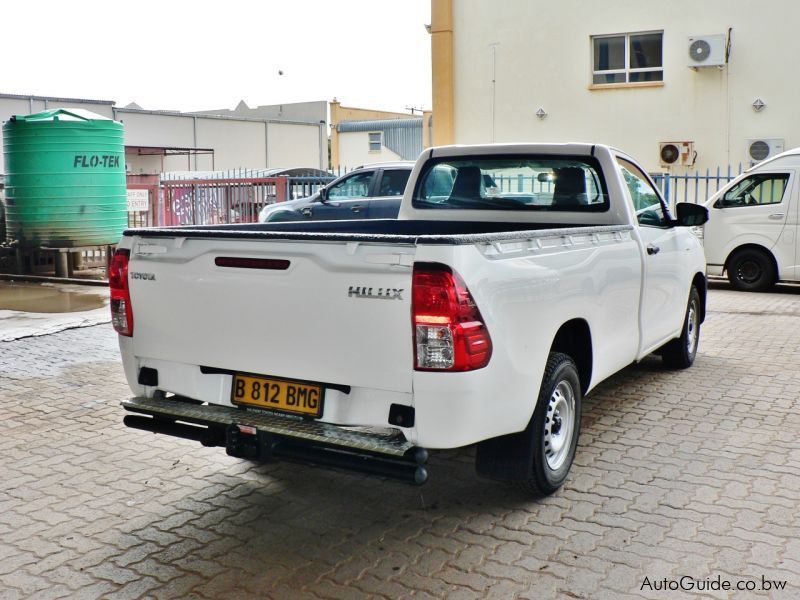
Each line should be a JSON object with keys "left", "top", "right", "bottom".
{"left": 592, "top": 32, "right": 663, "bottom": 85}
{"left": 368, "top": 132, "right": 382, "bottom": 152}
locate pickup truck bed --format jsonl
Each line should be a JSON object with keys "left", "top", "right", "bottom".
{"left": 128, "top": 218, "right": 619, "bottom": 242}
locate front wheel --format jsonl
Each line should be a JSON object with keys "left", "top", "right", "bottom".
{"left": 519, "top": 352, "right": 582, "bottom": 495}
{"left": 727, "top": 248, "right": 776, "bottom": 292}
{"left": 661, "top": 285, "right": 701, "bottom": 369}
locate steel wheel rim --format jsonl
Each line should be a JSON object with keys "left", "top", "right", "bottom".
{"left": 686, "top": 301, "right": 699, "bottom": 355}
{"left": 544, "top": 381, "right": 575, "bottom": 470}
{"left": 737, "top": 260, "right": 761, "bottom": 284}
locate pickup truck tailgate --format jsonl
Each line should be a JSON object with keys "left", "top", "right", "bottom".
{"left": 127, "top": 237, "right": 415, "bottom": 393}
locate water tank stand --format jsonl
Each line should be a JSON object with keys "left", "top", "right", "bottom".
{"left": 8, "top": 245, "right": 116, "bottom": 279}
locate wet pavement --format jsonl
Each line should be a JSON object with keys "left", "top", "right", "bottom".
{"left": 0, "top": 281, "right": 109, "bottom": 341}
{"left": 0, "top": 283, "right": 798, "bottom": 599}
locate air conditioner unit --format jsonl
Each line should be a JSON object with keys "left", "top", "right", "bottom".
{"left": 746, "top": 138, "right": 785, "bottom": 164}
{"left": 688, "top": 35, "right": 727, "bottom": 68}
{"left": 659, "top": 141, "right": 695, "bottom": 167}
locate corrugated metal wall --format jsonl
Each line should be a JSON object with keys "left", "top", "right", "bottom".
{"left": 337, "top": 118, "right": 423, "bottom": 160}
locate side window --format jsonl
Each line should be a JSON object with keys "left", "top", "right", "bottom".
{"left": 617, "top": 158, "right": 668, "bottom": 227}
{"left": 327, "top": 172, "right": 373, "bottom": 200}
{"left": 719, "top": 174, "right": 789, "bottom": 207}
{"left": 377, "top": 170, "right": 411, "bottom": 196}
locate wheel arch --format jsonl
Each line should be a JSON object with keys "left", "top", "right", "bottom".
{"left": 724, "top": 244, "right": 779, "bottom": 279}
{"left": 692, "top": 272, "right": 707, "bottom": 324}
{"left": 550, "top": 319, "right": 592, "bottom": 395}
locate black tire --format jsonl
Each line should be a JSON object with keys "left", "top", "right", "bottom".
{"left": 662, "top": 285, "right": 701, "bottom": 369}
{"left": 727, "top": 248, "right": 776, "bottom": 292}
{"left": 518, "top": 352, "right": 582, "bottom": 496}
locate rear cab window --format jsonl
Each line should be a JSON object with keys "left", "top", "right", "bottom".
{"left": 412, "top": 155, "right": 609, "bottom": 212}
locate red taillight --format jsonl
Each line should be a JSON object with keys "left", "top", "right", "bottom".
{"left": 109, "top": 249, "right": 133, "bottom": 336}
{"left": 412, "top": 263, "right": 492, "bottom": 371}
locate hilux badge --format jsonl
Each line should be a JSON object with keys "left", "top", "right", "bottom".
{"left": 348, "top": 286, "right": 403, "bottom": 300}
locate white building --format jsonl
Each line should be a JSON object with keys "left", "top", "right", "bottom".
{"left": 430, "top": 0, "right": 798, "bottom": 172}
{"left": 0, "top": 94, "right": 327, "bottom": 175}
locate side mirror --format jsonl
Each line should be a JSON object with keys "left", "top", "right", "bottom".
{"left": 675, "top": 202, "right": 709, "bottom": 226}
{"left": 318, "top": 186, "right": 329, "bottom": 203}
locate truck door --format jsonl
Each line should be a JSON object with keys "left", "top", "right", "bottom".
{"left": 791, "top": 173, "right": 800, "bottom": 281}
{"left": 617, "top": 157, "right": 689, "bottom": 353}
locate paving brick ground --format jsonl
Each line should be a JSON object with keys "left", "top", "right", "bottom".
{"left": 1, "top": 282, "right": 799, "bottom": 599}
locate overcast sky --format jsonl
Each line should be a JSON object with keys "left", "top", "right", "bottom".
{"left": 0, "top": 0, "right": 432, "bottom": 114}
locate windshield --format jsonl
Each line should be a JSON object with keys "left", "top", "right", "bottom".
{"left": 413, "top": 156, "right": 609, "bottom": 212}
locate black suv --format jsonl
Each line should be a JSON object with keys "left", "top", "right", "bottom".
{"left": 258, "top": 162, "right": 413, "bottom": 222}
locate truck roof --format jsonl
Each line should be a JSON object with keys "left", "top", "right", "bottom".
{"left": 427, "top": 142, "right": 614, "bottom": 159}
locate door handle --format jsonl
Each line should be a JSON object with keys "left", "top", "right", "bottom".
{"left": 769, "top": 213, "right": 785, "bottom": 220}
{"left": 351, "top": 205, "right": 364, "bottom": 213}
{"left": 647, "top": 244, "right": 660, "bottom": 255}
{"left": 300, "top": 207, "right": 313, "bottom": 217}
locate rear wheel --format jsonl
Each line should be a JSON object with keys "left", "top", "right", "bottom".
{"left": 519, "top": 352, "right": 582, "bottom": 495}
{"left": 474, "top": 352, "right": 582, "bottom": 495}
{"left": 727, "top": 248, "right": 776, "bottom": 292}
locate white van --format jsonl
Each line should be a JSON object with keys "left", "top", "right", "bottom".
{"left": 703, "top": 149, "right": 800, "bottom": 291}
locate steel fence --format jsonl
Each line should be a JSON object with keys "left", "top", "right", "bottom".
{"left": 651, "top": 165, "right": 744, "bottom": 206}
{"left": 160, "top": 177, "right": 288, "bottom": 226}
{"left": 133, "top": 173, "right": 337, "bottom": 227}
{"left": 123, "top": 164, "right": 747, "bottom": 228}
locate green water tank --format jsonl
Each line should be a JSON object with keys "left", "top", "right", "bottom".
{"left": 2, "top": 108, "right": 127, "bottom": 247}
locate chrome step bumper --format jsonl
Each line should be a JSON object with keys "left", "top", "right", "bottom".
{"left": 121, "top": 396, "right": 427, "bottom": 484}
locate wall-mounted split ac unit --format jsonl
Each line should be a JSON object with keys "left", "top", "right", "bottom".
{"left": 746, "top": 138, "right": 784, "bottom": 164}
{"left": 659, "top": 142, "right": 695, "bottom": 167}
{"left": 688, "top": 34, "right": 727, "bottom": 68}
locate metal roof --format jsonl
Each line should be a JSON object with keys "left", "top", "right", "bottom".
{"left": 337, "top": 118, "right": 423, "bottom": 160}
{"left": 0, "top": 92, "right": 116, "bottom": 105}
{"left": 114, "top": 106, "right": 321, "bottom": 127}
{"left": 338, "top": 118, "right": 422, "bottom": 132}
{"left": 161, "top": 167, "right": 331, "bottom": 180}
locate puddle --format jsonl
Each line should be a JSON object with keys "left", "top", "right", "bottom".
{"left": 0, "top": 281, "right": 108, "bottom": 313}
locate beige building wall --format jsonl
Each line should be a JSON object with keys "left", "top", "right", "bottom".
{"left": 445, "top": 0, "right": 800, "bottom": 172}
{"left": 196, "top": 118, "right": 267, "bottom": 171}
{"left": 430, "top": 0, "right": 454, "bottom": 145}
{"left": 267, "top": 122, "right": 324, "bottom": 169}
{"left": 115, "top": 111, "right": 195, "bottom": 149}
{"left": 339, "top": 132, "right": 404, "bottom": 168}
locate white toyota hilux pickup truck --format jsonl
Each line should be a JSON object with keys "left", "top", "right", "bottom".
{"left": 113, "top": 143, "right": 708, "bottom": 494}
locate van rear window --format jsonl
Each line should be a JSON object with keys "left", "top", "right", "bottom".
{"left": 413, "top": 155, "right": 609, "bottom": 212}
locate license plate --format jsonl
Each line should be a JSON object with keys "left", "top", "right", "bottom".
{"left": 231, "top": 374, "right": 323, "bottom": 417}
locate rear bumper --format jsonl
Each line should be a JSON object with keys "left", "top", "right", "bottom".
{"left": 121, "top": 396, "right": 428, "bottom": 484}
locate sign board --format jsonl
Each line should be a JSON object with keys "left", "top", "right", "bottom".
{"left": 127, "top": 189, "right": 150, "bottom": 212}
